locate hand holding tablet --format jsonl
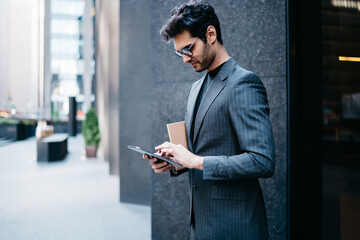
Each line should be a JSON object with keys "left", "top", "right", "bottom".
{"left": 127, "top": 145, "right": 182, "bottom": 167}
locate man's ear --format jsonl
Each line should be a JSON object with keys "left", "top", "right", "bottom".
{"left": 206, "top": 25, "right": 217, "bottom": 44}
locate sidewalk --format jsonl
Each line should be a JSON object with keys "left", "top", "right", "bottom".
{"left": 0, "top": 135, "right": 151, "bottom": 240}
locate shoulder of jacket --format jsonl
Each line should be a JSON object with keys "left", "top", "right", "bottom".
{"left": 227, "top": 64, "right": 257, "bottom": 85}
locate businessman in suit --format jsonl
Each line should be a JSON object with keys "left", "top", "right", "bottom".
{"left": 144, "top": 1, "right": 275, "bottom": 239}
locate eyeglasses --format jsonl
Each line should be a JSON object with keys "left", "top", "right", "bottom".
{"left": 175, "top": 37, "right": 198, "bottom": 58}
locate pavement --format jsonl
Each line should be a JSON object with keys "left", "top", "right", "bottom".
{"left": 0, "top": 135, "right": 151, "bottom": 240}
{"left": 0, "top": 137, "right": 14, "bottom": 147}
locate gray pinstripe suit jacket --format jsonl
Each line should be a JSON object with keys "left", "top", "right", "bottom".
{"left": 174, "top": 57, "right": 275, "bottom": 240}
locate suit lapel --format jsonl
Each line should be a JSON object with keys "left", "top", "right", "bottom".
{"left": 186, "top": 76, "right": 206, "bottom": 151}
{"left": 193, "top": 58, "right": 236, "bottom": 143}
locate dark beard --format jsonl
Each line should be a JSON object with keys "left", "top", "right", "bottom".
{"left": 195, "top": 42, "right": 216, "bottom": 72}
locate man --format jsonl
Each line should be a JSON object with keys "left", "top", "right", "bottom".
{"left": 144, "top": 1, "right": 275, "bottom": 239}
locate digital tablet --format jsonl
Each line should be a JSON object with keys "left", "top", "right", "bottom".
{"left": 127, "top": 145, "right": 182, "bottom": 167}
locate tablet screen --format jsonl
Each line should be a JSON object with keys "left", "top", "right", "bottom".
{"left": 127, "top": 145, "right": 182, "bottom": 167}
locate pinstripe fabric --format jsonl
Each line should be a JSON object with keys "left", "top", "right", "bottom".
{"left": 175, "top": 58, "right": 275, "bottom": 240}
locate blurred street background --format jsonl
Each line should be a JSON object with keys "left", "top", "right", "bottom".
{"left": 0, "top": 136, "right": 150, "bottom": 240}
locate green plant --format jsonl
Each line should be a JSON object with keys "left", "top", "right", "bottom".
{"left": 0, "top": 118, "right": 20, "bottom": 125}
{"left": 22, "top": 119, "right": 36, "bottom": 125}
{"left": 81, "top": 108, "right": 101, "bottom": 146}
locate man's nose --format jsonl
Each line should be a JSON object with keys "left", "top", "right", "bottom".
{"left": 183, "top": 54, "right": 191, "bottom": 63}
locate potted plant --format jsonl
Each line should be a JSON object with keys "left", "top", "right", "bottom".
{"left": 81, "top": 108, "right": 101, "bottom": 158}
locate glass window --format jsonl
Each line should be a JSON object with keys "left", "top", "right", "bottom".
{"left": 51, "top": 19, "right": 80, "bottom": 35}
{"left": 49, "top": 0, "right": 95, "bottom": 121}
{"left": 51, "top": 0, "right": 85, "bottom": 15}
{"left": 51, "top": 39, "right": 80, "bottom": 56}
{"left": 321, "top": 0, "right": 360, "bottom": 239}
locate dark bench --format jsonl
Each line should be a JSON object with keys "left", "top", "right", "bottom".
{"left": 37, "top": 134, "right": 68, "bottom": 162}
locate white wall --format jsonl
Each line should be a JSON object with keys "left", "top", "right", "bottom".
{"left": 0, "top": 0, "right": 9, "bottom": 110}
{"left": 6, "top": 0, "right": 40, "bottom": 114}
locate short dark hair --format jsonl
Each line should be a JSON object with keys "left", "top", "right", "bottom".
{"left": 160, "top": 0, "right": 223, "bottom": 45}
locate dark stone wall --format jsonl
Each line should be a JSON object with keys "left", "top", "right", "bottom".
{"left": 119, "top": 0, "right": 287, "bottom": 239}
{"left": 119, "top": 0, "right": 152, "bottom": 205}
{"left": 211, "top": 1, "right": 287, "bottom": 238}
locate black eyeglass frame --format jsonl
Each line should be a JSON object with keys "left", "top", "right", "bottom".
{"left": 174, "top": 36, "right": 199, "bottom": 58}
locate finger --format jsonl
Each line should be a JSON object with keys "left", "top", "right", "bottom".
{"left": 145, "top": 154, "right": 159, "bottom": 161}
{"left": 148, "top": 159, "right": 154, "bottom": 166}
{"left": 157, "top": 148, "right": 174, "bottom": 155}
{"left": 148, "top": 156, "right": 163, "bottom": 166}
{"left": 153, "top": 164, "right": 169, "bottom": 173}
{"left": 155, "top": 151, "right": 167, "bottom": 158}
{"left": 154, "top": 163, "right": 173, "bottom": 173}
{"left": 149, "top": 158, "right": 161, "bottom": 165}
{"left": 155, "top": 141, "right": 172, "bottom": 151}
{"left": 152, "top": 161, "right": 168, "bottom": 170}
{"left": 164, "top": 152, "right": 173, "bottom": 157}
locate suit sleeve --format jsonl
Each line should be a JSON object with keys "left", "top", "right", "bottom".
{"left": 203, "top": 73, "right": 275, "bottom": 180}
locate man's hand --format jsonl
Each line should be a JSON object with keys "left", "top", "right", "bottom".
{"left": 142, "top": 153, "right": 174, "bottom": 173}
{"left": 155, "top": 141, "right": 204, "bottom": 170}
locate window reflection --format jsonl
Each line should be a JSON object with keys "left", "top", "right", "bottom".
{"left": 322, "top": 0, "right": 360, "bottom": 239}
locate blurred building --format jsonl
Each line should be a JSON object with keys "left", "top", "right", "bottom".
{"left": 0, "top": 0, "right": 95, "bottom": 120}
{"left": 49, "top": 0, "right": 95, "bottom": 120}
